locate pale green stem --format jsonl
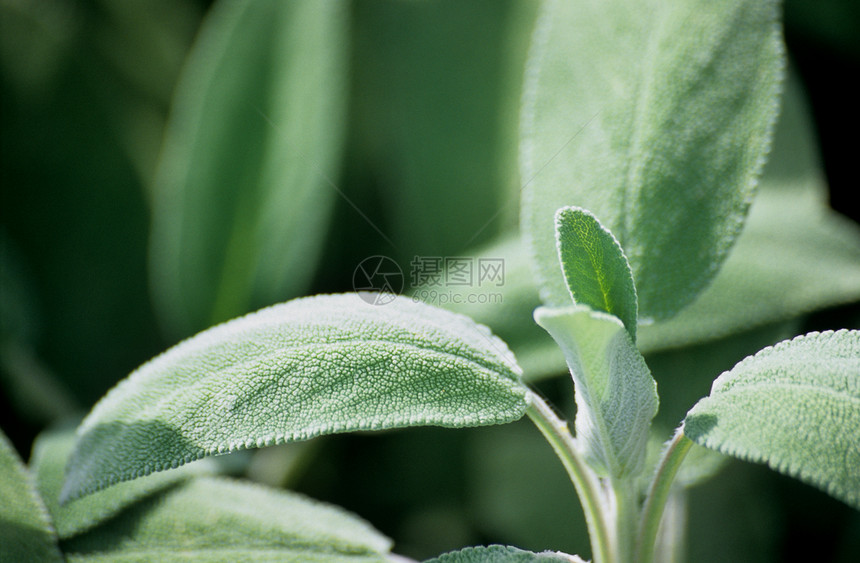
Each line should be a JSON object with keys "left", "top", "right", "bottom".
{"left": 653, "top": 489, "right": 687, "bottom": 563}
{"left": 525, "top": 390, "right": 612, "bottom": 563}
{"left": 636, "top": 429, "right": 693, "bottom": 563}
{"left": 611, "top": 477, "right": 639, "bottom": 563}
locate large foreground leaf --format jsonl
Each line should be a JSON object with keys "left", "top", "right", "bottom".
{"left": 685, "top": 330, "right": 860, "bottom": 509}
{"left": 149, "top": 0, "right": 348, "bottom": 337}
{"left": 62, "top": 476, "right": 393, "bottom": 562}
{"left": 521, "top": 0, "right": 783, "bottom": 320}
{"left": 425, "top": 545, "right": 582, "bottom": 563}
{"left": 535, "top": 306, "right": 657, "bottom": 477}
{"left": 62, "top": 294, "right": 527, "bottom": 501}
{"left": 0, "top": 428, "right": 62, "bottom": 562}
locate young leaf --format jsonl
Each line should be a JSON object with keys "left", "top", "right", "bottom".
{"left": 0, "top": 428, "right": 62, "bottom": 562}
{"left": 62, "top": 294, "right": 527, "bottom": 502}
{"left": 521, "top": 0, "right": 783, "bottom": 320}
{"left": 684, "top": 330, "right": 860, "bottom": 509}
{"left": 61, "top": 476, "right": 394, "bottom": 562}
{"left": 555, "top": 206, "right": 638, "bottom": 341}
{"left": 150, "top": 0, "right": 348, "bottom": 337}
{"left": 31, "top": 426, "right": 217, "bottom": 539}
{"left": 425, "top": 545, "right": 583, "bottom": 563}
{"left": 534, "top": 306, "right": 658, "bottom": 478}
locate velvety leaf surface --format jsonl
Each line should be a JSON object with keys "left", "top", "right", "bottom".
{"left": 521, "top": 0, "right": 783, "bottom": 320}
{"left": 62, "top": 476, "right": 393, "bottom": 562}
{"left": 637, "top": 74, "right": 860, "bottom": 352}
{"left": 0, "top": 428, "right": 62, "bottom": 562}
{"left": 62, "top": 294, "right": 527, "bottom": 501}
{"left": 149, "top": 0, "right": 348, "bottom": 337}
{"left": 555, "top": 207, "right": 637, "bottom": 340}
{"left": 31, "top": 426, "right": 217, "bottom": 539}
{"left": 424, "top": 545, "right": 582, "bottom": 563}
{"left": 685, "top": 330, "right": 860, "bottom": 509}
{"left": 534, "top": 306, "right": 658, "bottom": 477}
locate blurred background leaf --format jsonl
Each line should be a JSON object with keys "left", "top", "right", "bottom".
{"left": 149, "top": 0, "right": 349, "bottom": 338}
{"left": 1, "top": 0, "right": 859, "bottom": 561}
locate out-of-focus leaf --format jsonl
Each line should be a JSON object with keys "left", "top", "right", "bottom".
{"left": 685, "top": 330, "right": 860, "bottom": 509}
{"left": 62, "top": 294, "right": 527, "bottom": 502}
{"left": 0, "top": 231, "right": 38, "bottom": 344}
{"left": 424, "top": 545, "right": 582, "bottom": 563}
{"left": 0, "top": 428, "right": 62, "bottom": 562}
{"left": 31, "top": 425, "right": 217, "bottom": 539}
{"left": 555, "top": 207, "right": 637, "bottom": 340}
{"left": 0, "top": 234, "right": 79, "bottom": 424}
{"left": 150, "top": 0, "right": 348, "bottom": 337}
{"left": 638, "top": 74, "right": 860, "bottom": 352}
{"left": 61, "top": 476, "right": 394, "bottom": 562}
{"left": 521, "top": 0, "right": 783, "bottom": 320}
{"left": 535, "top": 306, "right": 657, "bottom": 477}
{"left": 349, "top": 0, "right": 538, "bottom": 261}
{"left": 637, "top": 183, "right": 860, "bottom": 352}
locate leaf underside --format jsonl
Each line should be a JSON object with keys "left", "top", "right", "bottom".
{"left": 685, "top": 330, "right": 860, "bottom": 509}
{"left": 535, "top": 305, "right": 658, "bottom": 477}
{"left": 62, "top": 294, "right": 527, "bottom": 502}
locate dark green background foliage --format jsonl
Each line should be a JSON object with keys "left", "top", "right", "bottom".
{"left": 1, "top": 1, "right": 858, "bottom": 561}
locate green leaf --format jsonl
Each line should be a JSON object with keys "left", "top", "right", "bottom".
{"left": 149, "top": 0, "right": 348, "bottom": 337}
{"left": 62, "top": 294, "right": 527, "bottom": 502}
{"left": 31, "top": 425, "right": 217, "bottom": 539}
{"left": 555, "top": 206, "right": 638, "bottom": 341}
{"left": 521, "top": 0, "right": 783, "bottom": 320}
{"left": 684, "top": 330, "right": 860, "bottom": 509}
{"left": 61, "top": 476, "right": 393, "bottom": 562}
{"left": 638, "top": 72, "right": 860, "bottom": 352}
{"left": 349, "top": 1, "right": 538, "bottom": 261}
{"left": 534, "top": 306, "right": 658, "bottom": 478}
{"left": 424, "top": 545, "right": 582, "bottom": 563}
{"left": 0, "top": 428, "right": 62, "bottom": 562}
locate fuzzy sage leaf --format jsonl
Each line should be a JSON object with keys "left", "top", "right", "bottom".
{"left": 555, "top": 206, "right": 638, "bottom": 341}
{"left": 31, "top": 426, "right": 217, "bottom": 539}
{"left": 534, "top": 306, "right": 657, "bottom": 478}
{"left": 521, "top": 0, "right": 783, "bottom": 320}
{"left": 425, "top": 545, "right": 583, "bottom": 563}
{"left": 61, "top": 476, "right": 394, "bottom": 562}
{"left": 685, "top": 330, "right": 860, "bottom": 509}
{"left": 0, "top": 428, "right": 62, "bottom": 562}
{"left": 62, "top": 294, "right": 527, "bottom": 502}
